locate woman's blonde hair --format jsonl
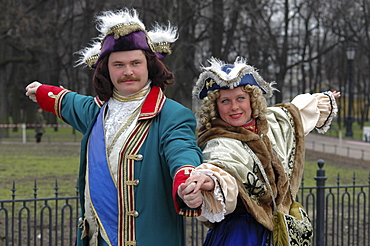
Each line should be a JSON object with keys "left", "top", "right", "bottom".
{"left": 197, "top": 85, "right": 268, "bottom": 128}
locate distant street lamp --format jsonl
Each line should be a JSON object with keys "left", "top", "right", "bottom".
{"left": 345, "top": 44, "right": 355, "bottom": 137}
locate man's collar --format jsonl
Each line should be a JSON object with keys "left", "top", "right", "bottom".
{"left": 138, "top": 86, "right": 166, "bottom": 120}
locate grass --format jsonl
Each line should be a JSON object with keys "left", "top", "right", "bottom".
{"left": 324, "top": 121, "right": 368, "bottom": 141}
{"left": 0, "top": 126, "right": 82, "bottom": 200}
{"left": 2, "top": 123, "right": 83, "bottom": 143}
{"left": 0, "top": 125, "right": 369, "bottom": 200}
{"left": 302, "top": 155, "right": 369, "bottom": 187}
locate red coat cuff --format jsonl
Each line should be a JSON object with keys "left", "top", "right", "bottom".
{"left": 172, "top": 165, "right": 201, "bottom": 217}
{"left": 36, "top": 85, "right": 70, "bottom": 118}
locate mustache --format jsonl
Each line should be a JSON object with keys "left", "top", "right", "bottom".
{"left": 118, "top": 77, "right": 139, "bottom": 82}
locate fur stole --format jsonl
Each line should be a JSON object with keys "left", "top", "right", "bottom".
{"left": 197, "top": 103, "right": 305, "bottom": 231}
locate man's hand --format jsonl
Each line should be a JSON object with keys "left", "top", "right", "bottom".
{"left": 25, "top": 81, "right": 42, "bottom": 102}
{"left": 177, "top": 174, "right": 215, "bottom": 208}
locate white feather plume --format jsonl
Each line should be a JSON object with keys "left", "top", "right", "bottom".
{"left": 148, "top": 23, "right": 178, "bottom": 44}
{"left": 75, "top": 41, "right": 101, "bottom": 67}
{"left": 96, "top": 8, "right": 146, "bottom": 37}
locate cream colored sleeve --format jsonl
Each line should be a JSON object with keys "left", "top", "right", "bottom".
{"left": 291, "top": 91, "right": 338, "bottom": 135}
{"left": 191, "top": 163, "right": 238, "bottom": 223}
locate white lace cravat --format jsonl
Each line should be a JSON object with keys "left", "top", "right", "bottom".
{"left": 104, "top": 82, "right": 151, "bottom": 146}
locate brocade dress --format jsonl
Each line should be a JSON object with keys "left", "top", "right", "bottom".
{"left": 192, "top": 92, "right": 338, "bottom": 246}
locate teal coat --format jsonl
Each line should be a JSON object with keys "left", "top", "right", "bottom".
{"left": 37, "top": 85, "right": 203, "bottom": 246}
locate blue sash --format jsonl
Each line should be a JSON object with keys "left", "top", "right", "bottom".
{"left": 88, "top": 104, "right": 118, "bottom": 245}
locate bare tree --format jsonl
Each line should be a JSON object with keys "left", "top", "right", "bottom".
{"left": 1, "top": 0, "right": 369, "bottom": 138}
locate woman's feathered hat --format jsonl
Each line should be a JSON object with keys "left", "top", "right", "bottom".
{"left": 192, "top": 57, "right": 276, "bottom": 99}
{"left": 76, "top": 8, "right": 178, "bottom": 68}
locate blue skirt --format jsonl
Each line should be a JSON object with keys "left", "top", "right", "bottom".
{"left": 203, "top": 213, "right": 271, "bottom": 246}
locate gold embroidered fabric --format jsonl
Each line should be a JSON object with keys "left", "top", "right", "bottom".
{"left": 273, "top": 202, "right": 313, "bottom": 245}
{"left": 202, "top": 137, "right": 267, "bottom": 197}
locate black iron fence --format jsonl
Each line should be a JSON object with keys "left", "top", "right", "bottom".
{"left": 0, "top": 182, "right": 80, "bottom": 246}
{"left": 1, "top": 160, "right": 369, "bottom": 246}
{"left": 295, "top": 160, "right": 369, "bottom": 246}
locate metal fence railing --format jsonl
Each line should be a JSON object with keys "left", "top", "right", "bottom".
{"left": 1, "top": 160, "right": 369, "bottom": 246}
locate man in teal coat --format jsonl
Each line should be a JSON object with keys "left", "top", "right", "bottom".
{"left": 25, "top": 8, "right": 211, "bottom": 246}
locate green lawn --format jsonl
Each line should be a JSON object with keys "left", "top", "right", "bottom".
{"left": 2, "top": 123, "right": 83, "bottom": 143}
{"left": 324, "top": 121, "right": 369, "bottom": 141}
{"left": 0, "top": 126, "right": 82, "bottom": 200}
{"left": 0, "top": 124, "right": 369, "bottom": 200}
{"left": 302, "top": 156, "right": 369, "bottom": 187}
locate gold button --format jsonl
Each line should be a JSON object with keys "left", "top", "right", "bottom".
{"left": 137, "top": 154, "right": 143, "bottom": 161}
{"left": 128, "top": 210, "right": 139, "bottom": 217}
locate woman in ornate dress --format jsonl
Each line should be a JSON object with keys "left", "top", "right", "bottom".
{"left": 179, "top": 57, "right": 340, "bottom": 245}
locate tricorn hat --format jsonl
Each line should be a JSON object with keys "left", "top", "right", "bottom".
{"left": 76, "top": 8, "right": 178, "bottom": 68}
{"left": 192, "top": 57, "right": 276, "bottom": 99}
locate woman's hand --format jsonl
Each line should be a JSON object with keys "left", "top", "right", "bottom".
{"left": 177, "top": 182, "right": 203, "bottom": 208}
{"left": 185, "top": 174, "right": 215, "bottom": 193}
{"left": 25, "top": 81, "right": 42, "bottom": 102}
{"left": 332, "top": 91, "right": 341, "bottom": 98}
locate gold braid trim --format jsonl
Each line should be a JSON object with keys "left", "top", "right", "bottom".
{"left": 107, "top": 23, "right": 144, "bottom": 39}
{"left": 174, "top": 165, "right": 195, "bottom": 177}
{"left": 53, "top": 89, "right": 70, "bottom": 121}
{"left": 86, "top": 54, "right": 99, "bottom": 68}
{"left": 179, "top": 209, "right": 199, "bottom": 217}
{"left": 152, "top": 42, "right": 172, "bottom": 54}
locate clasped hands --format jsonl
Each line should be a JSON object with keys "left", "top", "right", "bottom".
{"left": 177, "top": 174, "right": 215, "bottom": 209}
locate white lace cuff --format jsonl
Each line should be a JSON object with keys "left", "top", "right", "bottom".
{"left": 191, "top": 170, "right": 226, "bottom": 223}
{"left": 315, "top": 91, "right": 338, "bottom": 134}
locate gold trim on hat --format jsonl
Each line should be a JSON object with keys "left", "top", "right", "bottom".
{"left": 106, "top": 23, "right": 144, "bottom": 39}
{"left": 86, "top": 54, "right": 99, "bottom": 68}
{"left": 152, "top": 42, "right": 172, "bottom": 55}
{"left": 102, "top": 23, "right": 157, "bottom": 53}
